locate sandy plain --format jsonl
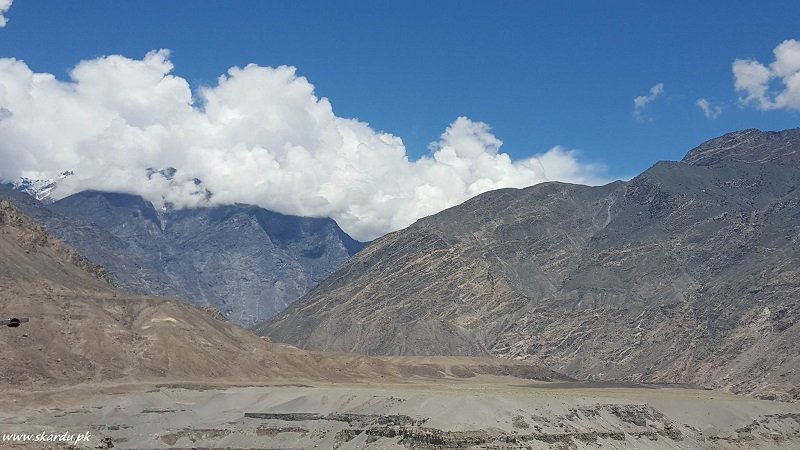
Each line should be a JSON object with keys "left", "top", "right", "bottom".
{"left": 1, "top": 373, "right": 799, "bottom": 450}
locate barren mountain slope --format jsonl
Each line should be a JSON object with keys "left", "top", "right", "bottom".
{"left": 0, "top": 196, "right": 565, "bottom": 388}
{"left": 0, "top": 196, "right": 322, "bottom": 386}
{"left": 1, "top": 187, "right": 366, "bottom": 327}
{"left": 0, "top": 183, "right": 175, "bottom": 297}
{"left": 259, "top": 128, "right": 800, "bottom": 400}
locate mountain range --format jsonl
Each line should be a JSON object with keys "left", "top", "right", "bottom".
{"left": 0, "top": 196, "right": 568, "bottom": 390}
{"left": 258, "top": 128, "right": 800, "bottom": 401}
{"left": 0, "top": 185, "right": 365, "bottom": 326}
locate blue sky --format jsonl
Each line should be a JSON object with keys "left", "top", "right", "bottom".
{"left": 0, "top": 1, "right": 799, "bottom": 238}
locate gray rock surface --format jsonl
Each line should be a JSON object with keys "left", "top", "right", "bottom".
{"left": 1, "top": 188, "right": 365, "bottom": 326}
{"left": 258, "top": 128, "right": 800, "bottom": 400}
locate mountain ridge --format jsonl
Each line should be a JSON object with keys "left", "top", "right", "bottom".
{"left": 682, "top": 127, "right": 800, "bottom": 166}
{"left": 1, "top": 187, "right": 366, "bottom": 326}
{"left": 258, "top": 128, "right": 800, "bottom": 400}
{"left": 1, "top": 194, "right": 572, "bottom": 390}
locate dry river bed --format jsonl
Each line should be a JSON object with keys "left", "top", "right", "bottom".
{"left": 0, "top": 377, "right": 798, "bottom": 449}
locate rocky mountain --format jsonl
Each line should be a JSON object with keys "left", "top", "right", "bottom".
{"left": 0, "top": 196, "right": 336, "bottom": 386}
{"left": 0, "top": 187, "right": 365, "bottom": 327}
{"left": 259, "top": 128, "right": 800, "bottom": 400}
{"left": 0, "top": 195, "right": 565, "bottom": 389}
{"left": 2, "top": 165, "right": 365, "bottom": 326}
{"left": 0, "top": 183, "right": 166, "bottom": 296}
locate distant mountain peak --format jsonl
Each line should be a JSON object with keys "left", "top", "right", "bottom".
{"left": 682, "top": 128, "right": 800, "bottom": 166}
{"left": 12, "top": 170, "right": 74, "bottom": 203}
{"left": 146, "top": 167, "right": 177, "bottom": 181}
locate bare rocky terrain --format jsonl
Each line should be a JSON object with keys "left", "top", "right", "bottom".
{"left": 0, "top": 185, "right": 365, "bottom": 327}
{"left": 0, "top": 196, "right": 563, "bottom": 388}
{"left": 0, "top": 195, "right": 350, "bottom": 387}
{"left": 259, "top": 128, "right": 800, "bottom": 401}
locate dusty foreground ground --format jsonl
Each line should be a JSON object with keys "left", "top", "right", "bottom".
{"left": 1, "top": 377, "right": 798, "bottom": 450}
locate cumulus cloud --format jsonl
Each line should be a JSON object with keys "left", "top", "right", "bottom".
{"left": 633, "top": 83, "right": 664, "bottom": 121}
{"left": 733, "top": 39, "right": 800, "bottom": 110}
{"left": 696, "top": 98, "right": 722, "bottom": 119}
{"left": 0, "top": 50, "right": 606, "bottom": 240}
{"left": 0, "top": 0, "right": 12, "bottom": 27}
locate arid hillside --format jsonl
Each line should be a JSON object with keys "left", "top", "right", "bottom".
{"left": 260, "top": 128, "right": 800, "bottom": 401}
{"left": 0, "top": 196, "right": 565, "bottom": 388}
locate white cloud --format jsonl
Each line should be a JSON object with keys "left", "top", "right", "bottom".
{"left": 696, "top": 98, "right": 722, "bottom": 119}
{"left": 633, "top": 83, "right": 664, "bottom": 121}
{"left": 0, "top": 0, "right": 12, "bottom": 27}
{"left": 0, "top": 50, "right": 606, "bottom": 240}
{"left": 733, "top": 39, "right": 800, "bottom": 110}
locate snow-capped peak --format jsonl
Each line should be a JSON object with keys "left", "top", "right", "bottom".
{"left": 13, "top": 170, "right": 74, "bottom": 203}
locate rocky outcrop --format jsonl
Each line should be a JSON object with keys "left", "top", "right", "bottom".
{"left": 259, "top": 128, "right": 800, "bottom": 400}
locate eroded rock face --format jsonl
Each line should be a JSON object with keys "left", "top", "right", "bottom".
{"left": 0, "top": 187, "right": 365, "bottom": 327}
{"left": 0, "top": 197, "right": 358, "bottom": 387}
{"left": 259, "top": 128, "right": 800, "bottom": 399}
{"left": 682, "top": 128, "right": 800, "bottom": 166}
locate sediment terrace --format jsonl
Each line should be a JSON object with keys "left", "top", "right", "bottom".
{"left": 1, "top": 378, "right": 798, "bottom": 449}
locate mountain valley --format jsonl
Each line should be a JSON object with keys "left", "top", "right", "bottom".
{"left": 1, "top": 129, "right": 799, "bottom": 449}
